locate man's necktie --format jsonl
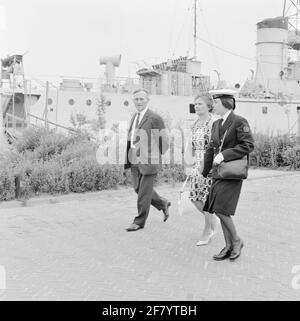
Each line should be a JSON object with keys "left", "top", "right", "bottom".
{"left": 135, "top": 112, "right": 140, "bottom": 129}
{"left": 131, "top": 112, "right": 141, "bottom": 147}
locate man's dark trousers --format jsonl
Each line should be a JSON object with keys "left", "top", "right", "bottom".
{"left": 131, "top": 165, "right": 168, "bottom": 227}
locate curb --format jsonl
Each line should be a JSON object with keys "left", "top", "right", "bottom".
{"left": 246, "top": 171, "right": 300, "bottom": 181}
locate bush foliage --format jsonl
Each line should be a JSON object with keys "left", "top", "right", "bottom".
{"left": 0, "top": 125, "right": 299, "bottom": 202}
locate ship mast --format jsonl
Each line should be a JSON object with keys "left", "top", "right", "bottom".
{"left": 193, "top": 0, "right": 197, "bottom": 60}
{"left": 283, "top": 0, "right": 300, "bottom": 28}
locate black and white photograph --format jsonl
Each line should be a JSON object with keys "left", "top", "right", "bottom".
{"left": 0, "top": 0, "right": 299, "bottom": 308}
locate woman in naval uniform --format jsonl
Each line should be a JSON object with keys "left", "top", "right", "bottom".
{"left": 201, "top": 90, "right": 254, "bottom": 261}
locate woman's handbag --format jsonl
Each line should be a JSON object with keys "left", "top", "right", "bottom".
{"left": 178, "top": 175, "right": 191, "bottom": 216}
{"left": 217, "top": 130, "right": 249, "bottom": 180}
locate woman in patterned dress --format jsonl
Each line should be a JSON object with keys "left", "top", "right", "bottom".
{"left": 185, "top": 94, "right": 218, "bottom": 246}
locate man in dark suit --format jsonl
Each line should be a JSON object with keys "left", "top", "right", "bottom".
{"left": 202, "top": 90, "right": 254, "bottom": 261}
{"left": 124, "top": 89, "right": 171, "bottom": 232}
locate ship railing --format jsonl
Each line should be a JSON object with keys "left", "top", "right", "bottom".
{"left": 288, "top": 118, "right": 299, "bottom": 137}
{"left": 25, "top": 76, "right": 140, "bottom": 94}
{"left": 3, "top": 112, "right": 80, "bottom": 141}
{"left": 27, "top": 113, "right": 97, "bottom": 142}
{"left": 100, "top": 77, "right": 140, "bottom": 94}
{"left": 4, "top": 112, "right": 30, "bottom": 141}
{"left": 4, "top": 112, "right": 28, "bottom": 129}
{"left": 27, "top": 113, "right": 77, "bottom": 134}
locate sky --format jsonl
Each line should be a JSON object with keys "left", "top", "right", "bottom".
{"left": 0, "top": 0, "right": 286, "bottom": 87}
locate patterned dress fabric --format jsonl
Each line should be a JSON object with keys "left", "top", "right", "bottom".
{"left": 189, "top": 117, "right": 213, "bottom": 203}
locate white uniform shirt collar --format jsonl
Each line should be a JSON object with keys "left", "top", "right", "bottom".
{"left": 221, "top": 110, "right": 232, "bottom": 125}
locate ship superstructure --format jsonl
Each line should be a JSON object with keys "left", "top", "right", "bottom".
{"left": 1, "top": 0, "right": 300, "bottom": 141}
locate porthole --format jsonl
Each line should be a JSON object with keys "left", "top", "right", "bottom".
{"left": 47, "top": 98, "right": 53, "bottom": 105}
{"left": 124, "top": 100, "right": 129, "bottom": 107}
{"left": 86, "top": 99, "right": 92, "bottom": 106}
{"left": 69, "top": 98, "right": 75, "bottom": 106}
{"left": 106, "top": 100, "right": 111, "bottom": 106}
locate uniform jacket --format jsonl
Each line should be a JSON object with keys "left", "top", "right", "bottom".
{"left": 202, "top": 111, "right": 254, "bottom": 178}
{"left": 124, "top": 108, "right": 169, "bottom": 175}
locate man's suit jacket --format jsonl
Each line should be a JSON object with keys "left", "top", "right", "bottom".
{"left": 124, "top": 108, "right": 169, "bottom": 175}
{"left": 202, "top": 111, "right": 254, "bottom": 178}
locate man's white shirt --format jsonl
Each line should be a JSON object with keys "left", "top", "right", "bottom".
{"left": 130, "top": 105, "right": 149, "bottom": 148}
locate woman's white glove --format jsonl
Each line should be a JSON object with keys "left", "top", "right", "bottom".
{"left": 213, "top": 153, "right": 224, "bottom": 165}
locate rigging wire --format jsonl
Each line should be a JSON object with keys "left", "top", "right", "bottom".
{"left": 172, "top": 0, "right": 194, "bottom": 58}
{"left": 195, "top": 35, "right": 255, "bottom": 61}
{"left": 167, "top": 0, "right": 177, "bottom": 57}
{"left": 198, "top": 0, "right": 221, "bottom": 72}
{"left": 186, "top": 2, "right": 194, "bottom": 57}
{"left": 196, "top": 35, "right": 291, "bottom": 66}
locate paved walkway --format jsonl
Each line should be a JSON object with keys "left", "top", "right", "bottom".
{"left": 0, "top": 169, "right": 300, "bottom": 300}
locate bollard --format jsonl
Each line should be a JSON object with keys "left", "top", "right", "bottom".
{"left": 15, "top": 175, "right": 21, "bottom": 199}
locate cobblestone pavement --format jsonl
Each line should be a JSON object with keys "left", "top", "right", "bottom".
{"left": 0, "top": 169, "right": 300, "bottom": 300}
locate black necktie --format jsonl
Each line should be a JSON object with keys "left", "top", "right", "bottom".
{"left": 135, "top": 112, "right": 141, "bottom": 129}
{"left": 131, "top": 113, "right": 141, "bottom": 146}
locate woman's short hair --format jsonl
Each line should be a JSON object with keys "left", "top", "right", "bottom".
{"left": 220, "top": 97, "right": 235, "bottom": 110}
{"left": 194, "top": 93, "right": 214, "bottom": 112}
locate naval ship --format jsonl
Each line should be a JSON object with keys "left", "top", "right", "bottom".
{"left": 1, "top": 0, "right": 300, "bottom": 141}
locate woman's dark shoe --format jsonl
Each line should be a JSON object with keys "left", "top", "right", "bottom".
{"left": 213, "top": 247, "right": 232, "bottom": 261}
{"left": 229, "top": 239, "right": 244, "bottom": 261}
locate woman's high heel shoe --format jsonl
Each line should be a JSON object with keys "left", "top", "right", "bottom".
{"left": 196, "top": 230, "right": 215, "bottom": 246}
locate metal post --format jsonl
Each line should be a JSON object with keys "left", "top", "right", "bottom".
{"left": 193, "top": 0, "right": 197, "bottom": 60}
{"left": 15, "top": 175, "right": 21, "bottom": 199}
{"left": 12, "top": 56, "right": 15, "bottom": 130}
{"left": 283, "top": 0, "right": 287, "bottom": 16}
{"left": 0, "top": 60, "right": 6, "bottom": 149}
{"left": 298, "top": 108, "right": 300, "bottom": 137}
{"left": 44, "top": 80, "right": 49, "bottom": 130}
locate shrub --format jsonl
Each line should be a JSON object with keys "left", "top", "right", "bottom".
{"left": 34, "top": 132, "right": 73, "bottom": 161}
{"left": 157, "top": 164, "right": 185, "bottom": 184}
{"left": 14, "top": 127, "right": 48, "bottom": 153}
{"left": 29, "top": 160, "right": 70, "bottom": 195}
{"left": 250, "top": 133, "right": 300, "bottom": 169}
{"left": 2, "top": 119, "right": 299, "bottom": 203}
{"left": 0, "top": 168, "right": 15, "bottom": 201}
{"left": 65, "top": 157, "right": 124, "bottom": 193}
{"left": 58, "top": 140, "right": 97, "bottom": 165}
{"left": 281, "top": 145, "right": 300, "bottom": 169}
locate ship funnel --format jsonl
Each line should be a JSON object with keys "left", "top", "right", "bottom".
{"left": 99, "top": 54, "right": 121, "bottom": 84}
{"left": 255, "top": 16, "right": 289, "bottom": 88}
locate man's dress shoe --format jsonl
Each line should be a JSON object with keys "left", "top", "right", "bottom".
{"left": 126, "top": 223, "right": 143, "bottom": 232}
{"left": 229, "top": 239, "right": 244, "bottom": 261}
{"left": 213, "top": 247, "right": 232, "bottom": 261}
{"left": 163, "top": 202, "right": 171, "bottom": 222}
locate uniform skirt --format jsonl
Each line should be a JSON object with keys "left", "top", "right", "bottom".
{"left": 203, "top": 178, "right": 243, "bottom": 216}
